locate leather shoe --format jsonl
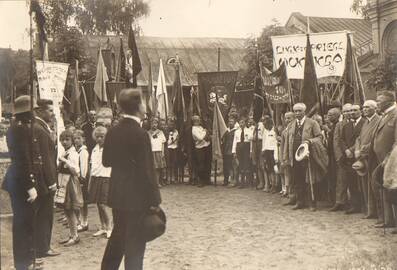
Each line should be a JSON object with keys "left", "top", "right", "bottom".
{"left": 38, "top": 248, "right": 60, "bottom": 258}
{"left": 292, "top": 204, "right": 304, "bottom": 210}
{"left": 309, "top": 207, "right": 317, "bottom": 212}
{"left": 329, "top": 204, "right": 344, "bottom": 212}
{"left": 28, "top": 264, "right": 43, "bottom": 270}
{"left": 390, "top": 229, "right": 397, "bottom": 234}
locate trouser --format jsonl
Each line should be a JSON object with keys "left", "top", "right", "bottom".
{"left": 9, "top": 191, "right": 35, "bottom": 270}
{"left": 328, "top": 158, "right": 337, "bottom": 204}
{"left": 373, "top": 184, "right": 396, "bottom": 226}
{"left": 101, "top": 209, "right": 146, "bottom": 270}
{"left": 194, "top": 146, "right": 211, "bottom": 185}
{"left": 293, "top": 160, "right": 307, "bottom": 206}
{"left": 223, "top": 154, "right": 233, "bottom": 184}
{"left": 345, "top": 166, "right": 361, "bottom": 210}
{"left": 360, "top": 174, "right": 377, "bottom": 216}
{"left": 35, "top": 193, "right": 54, "bottom": 255}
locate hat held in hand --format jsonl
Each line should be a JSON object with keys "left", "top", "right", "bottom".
{"left": 141, "top": 207, "right": 166, "bottom": 242}
{"left": 295, "top": 143, "right": 309, "bottom": 162}
{"left": 352, "top": 160, "right": 367, "bottom": 177}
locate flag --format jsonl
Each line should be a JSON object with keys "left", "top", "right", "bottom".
{"left": 30, "top": 0, "right": 47, "bottom": 60}
{"left": 300, "top": 34, "right": 321, "bottom": 115}
{"left": 340, "top": 34, "right": 365, "bottom": 105}
{"left": 70, "top": 67, "right": 81, "bottom": 115}
{"left": 262, "top": 62, "right": 292, "bottom": 105}
{"left": 212, "top": 100, "right": 228, "bottom": 161}
{"left": 116, "top": 38, "right": 126, "bottom": 82}
{"left": 93, "top": 49, "right": 109, "bottom": 103}
{"left": 146, "top": 61, "right": 154, "bottom": 117}
{"left": 252, "top": 58, "right": 264, "bottom": 123}
{"left": 127, "top": 26, "right": 142, "bottom": 88}
{"left": 156, "top": 59, "right": 169, "bottom": 119}
{"left": 173, "top": 64, "right": 186, "bottom": 127}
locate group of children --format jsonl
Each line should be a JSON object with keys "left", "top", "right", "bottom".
{"left": 55, "top": 125, "right": 112, "bottom": 246}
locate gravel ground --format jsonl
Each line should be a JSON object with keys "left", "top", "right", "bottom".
{"left": 1, "top": 184, "right": 397, "bottom": 270}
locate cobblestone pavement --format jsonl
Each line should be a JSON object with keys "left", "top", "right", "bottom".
{"left": 2, "top": 184, "right": 397, "bottom": 270}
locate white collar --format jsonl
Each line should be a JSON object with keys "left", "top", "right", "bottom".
{"left": 122, "top": 114, "right": 141, "bottom": 124}
{"left": 297, "top": 116, "right": 306, "bottom": 125}
{"left": 367, "top": 114, "right": 376, "bottom": 122}
{"left": 354, "top": 116, "right": 362, "bottom": 123}
{"left": 384, "top": 104, "right": 396, "bottom": 115}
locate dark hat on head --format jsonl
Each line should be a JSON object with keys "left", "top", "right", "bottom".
{"left": 13, "top": 95, "right": 38, "bottom": 115}
{"left": 141, "top": 207, "right": 166, "bottom": 242}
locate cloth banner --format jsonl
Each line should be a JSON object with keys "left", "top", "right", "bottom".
{"left": 271, "top": 31, "right": 348, "bottom": 79}
{"left": 36, "top": 60, "right": 69, "bottom": 161}
{"left": 262, "top": 63, "right": 291, "bottom": 104}
{"left": 197, "top": 71, "right": 238, "bottom": 127}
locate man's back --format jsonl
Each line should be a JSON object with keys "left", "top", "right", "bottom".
{"left": 103, "top": 117, "right": 161, "bottom": 211}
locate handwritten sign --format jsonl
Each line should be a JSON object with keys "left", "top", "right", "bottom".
{"left": 36, "top": 60, "right": 70, "bottom": 104}
{"left": 271, "top": 32, "right": 348, "bottom": 79}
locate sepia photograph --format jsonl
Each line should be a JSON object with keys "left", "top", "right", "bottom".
{"left": 0, "top": 0, "right": 397, "bottom": 269}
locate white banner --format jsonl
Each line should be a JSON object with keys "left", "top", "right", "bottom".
{"left": 36, "top": 60, "right": 69, "bottom": 104}
{"left": 271, "top": 31, "right": 348, "bottom": 79}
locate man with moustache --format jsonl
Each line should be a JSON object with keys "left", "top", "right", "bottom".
{"left": 354, "top": 100, "right": 380, "bottom": 219}
{"left": 371, "top": 91, "right": 397, "bottom": 231}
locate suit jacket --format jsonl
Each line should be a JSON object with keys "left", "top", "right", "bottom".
{"left": 281, "top": 124, "right": 291, "bottom": 166}
{"left": 103, "top": 117, "right": 161, "bottom": 211}
{"left": 333, "top": 120, "right": 347, "bottom": 162}
{"left": 285, "top": 118, "right": 322, "bottom": 166}
{"left": 354, "top": 114, "right": 381, "bottom": 159}
{"left": 373, "top": 107, "right": 397, "bottom": 164}
{"left": 32, "top": 118, "right": 57, "bottom": 195}
{"left": 2, "top": 121, "right": 36, "bottom": 195}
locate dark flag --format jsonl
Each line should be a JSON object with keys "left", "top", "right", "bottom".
{"left": 252, "top": 58, "right": 264, "bottom": 123}
{"left": 146, "top": 61, "right": 154, "bottom": 117}
{"left": 70, "top": 66, "right": 81, "bottom": 115}
{"left": 300, "top": 34, "right": 321, "bottom": 115}
{"left": 127, "top": 26, "right": 142, "bottom": 88}
{"left": 116, "top": 38, "right": 126, "bottom": 81}
{"left": 172, "top": 64, "right": 186, "bottom": 146}
{"left": 262, "top": 62, "right": 292, "bottom": 106}
{"left": 30, "top": 0, "right": 47, "bottom": 60}
{"left": 340, "top": 34, "right": 365, "bottom": 105}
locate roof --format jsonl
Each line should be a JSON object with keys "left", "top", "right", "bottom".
{"left": 285, "top": 12, "right": 372, "bottom": 47}
{"left": 84, "top": 35, "right": 247, "bottom": 86}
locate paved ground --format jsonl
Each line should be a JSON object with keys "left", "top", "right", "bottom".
{"left": 1, "top": 184, "right": 397, "bottom": 270}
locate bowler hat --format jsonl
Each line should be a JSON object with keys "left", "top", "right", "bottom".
{"left": 295, "top": 143, "right": 309, "bottom": 162}
{"left": 352, "top": 160, "right": 368, "bottom": 177}
{"left": 13, "top": 95, "right": 38, "bottom": 115}
{"left": 141, "top": 207, "right": 166, "bottom": 242}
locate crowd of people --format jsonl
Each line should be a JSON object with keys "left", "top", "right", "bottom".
{"left": 3, "top": 87, "right": 397, "bottom": 270}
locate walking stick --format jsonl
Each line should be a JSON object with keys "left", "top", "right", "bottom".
{"left": 308, "top": 156, "right": 315, "bottom": 201}
{"left": 380, "top": 185, "right": 386, "bottom": 236}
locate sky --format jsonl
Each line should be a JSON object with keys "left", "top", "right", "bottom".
{"left": 0, "top": 0, "right": 360, "bottom": 50}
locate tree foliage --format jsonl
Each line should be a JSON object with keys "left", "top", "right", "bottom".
{"left": 366, "top": 55, "right": 397, "bottom": 91}
{"left": 350, "top": 0, "right": 370, "bottom": 18}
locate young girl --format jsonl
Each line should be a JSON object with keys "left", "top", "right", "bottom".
{"left": 57, "top": 130, "right": 83, "bottom": 247}
{"left": 73, "top": 129, "right": 90, "bottom": 232}
{"left": 148, "top": 118, "right": 167, "bottom": 187}
{"left": 88, "top": 126, "right": 112, "bottom": 239}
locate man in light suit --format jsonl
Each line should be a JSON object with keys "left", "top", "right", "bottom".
{"left": 285, "top": 103, "right": 322, "bottom": 210}
{"left": 101, "top": 89, "right": 162, "bottom": 270}
{"left": 372, "top": 90, "right": 397, "bottom": 231}
{"left": 354, "top": 100, "right": 380, "bottom": 219}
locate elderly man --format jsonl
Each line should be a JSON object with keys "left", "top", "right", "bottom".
{"left": 340, "top": 104, "right": 366, "bottom": 214}
{"left": 354, "top": 100, "right": 380, "bottom": 219}
{"left": 371, "top": 91, "right": 397, "bottom": 231}
{"left": 285, "top": 103, "right": 322, "bottom": 210}
{"left": 330, "top": 103, "right": 352, "bottom": 211}
{"left": 326, "top": 107, "right": 341, "bottom": 205}
{"left": 281, "top": 112, "right": 295, "bottom": 202}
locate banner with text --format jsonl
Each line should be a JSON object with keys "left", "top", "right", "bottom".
{"left": 36, "top": 60, "right": 70, "bottom": 104}
{"left": 271, "top": 31, "right": 348, "bottom": 79}
{"left": 262, "top": 62, "right": 291, "bottom": 104}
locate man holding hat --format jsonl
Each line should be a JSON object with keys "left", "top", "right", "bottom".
{"left": 354, "top": 100, "right": 380, "bottom": 219}
{"left": 285, "top": 103, "right": 322, "bottom": 210}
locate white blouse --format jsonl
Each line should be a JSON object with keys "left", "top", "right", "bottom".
{"left": 90, "top": 144, "right": 111, "bottom": 177}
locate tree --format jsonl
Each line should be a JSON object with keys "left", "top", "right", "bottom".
{"left": 74, "top": 0, "right": 150, "bottom": 35}
{"left": 366, "top": 55, "right": 397, "bottom": 91}
{"left": 351, "top": 0, "right": 370, "bottom": 18}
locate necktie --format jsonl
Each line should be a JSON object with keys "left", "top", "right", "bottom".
{"left": 241, "top": 128, "right": 244, "bottom": 142}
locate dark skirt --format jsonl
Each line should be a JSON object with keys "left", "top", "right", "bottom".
{"left": 88, "top": 176, "right": 110, "bottom": 205}
{"left": 236, "top": 142, "right": 251, "bottom": 172}
{"left": 167, "top": 148, "right": 178, "bottom": 168}
{"left": 153, "top": 151, "right": 166, "bottom": 169}
{"left": 263, "top": 150, "right": 275, "bottom": 173}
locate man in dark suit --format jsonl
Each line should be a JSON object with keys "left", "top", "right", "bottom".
{"left": 101, "top": 89, "right": 162, "bottom": 270}
{"left": 33, "top": 99, "right": 59, "bottom": 258}
{"left": 341, "top": 104, "right": 365, "bottom": 214}
{"left": 372, "top": 90, "right": 397, "bottom": 231}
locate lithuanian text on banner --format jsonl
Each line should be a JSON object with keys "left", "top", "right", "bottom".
{"left": 271, "top": 31, "right": 348, "bottom": 79}
{"left": 35, "top": 60, "right": 70, "bottom": 103}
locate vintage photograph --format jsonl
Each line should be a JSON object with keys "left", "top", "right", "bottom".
{"left": 0, "top": 0, "right": 397, "bottom": 269}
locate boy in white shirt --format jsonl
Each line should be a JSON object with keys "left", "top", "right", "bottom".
{"left": 149, "top": 118, "right": 167, "bottom": 187}
{"left": 261, "top": 117, "right": 279, "bottom": 193}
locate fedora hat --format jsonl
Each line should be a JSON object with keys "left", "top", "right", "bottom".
{"left": 295, "top": 143, "right": 309, "bottom": 162}
{"left": 352, "top": 160, "right": 368, "bottom": 177}
{"left": 141, "top": 207, "right": 166, "bottom": 242}
{"left": 13, "top": 95, "right": 38, "bottom": 115}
